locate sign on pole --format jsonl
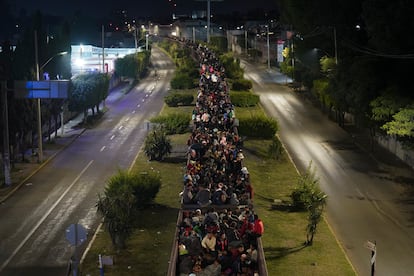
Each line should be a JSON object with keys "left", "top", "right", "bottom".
{"left": 14, "top": 80, "right": 70, "bottom": 99}
{"left": 364, "top": 240, "right": 376, "bottom": 276}
{"left": 66, "top": 224, "right": 88, "bottom": 276}
{"left": 277, "top": 40, "right": 284, "bottom": 63}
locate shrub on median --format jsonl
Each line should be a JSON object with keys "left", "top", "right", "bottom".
{"left": 230, "top": 91, "right": 259, "bottom": 107}
{"left": 165, "top": 93, "right": 194, "bottom": 107}
{"left": 150, "top": 113, "right": 191, "bottom": 134}
{"left": 238, "top": 115, "right": 278, "bottom": 138}
{"left": 231, "top": 78, "right": 253, "bottom": 91}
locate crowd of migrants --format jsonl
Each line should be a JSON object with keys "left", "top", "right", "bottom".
{"left": 177, "top": 44, "right": 264, "bottom": 276}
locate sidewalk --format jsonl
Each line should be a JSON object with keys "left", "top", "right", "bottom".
{"left": 0, "top": 81, "right": 132, "bottom": 203}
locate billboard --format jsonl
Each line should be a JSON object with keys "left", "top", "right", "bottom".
{"left": 14, "top": 80, "right": 70, "bottom": 99}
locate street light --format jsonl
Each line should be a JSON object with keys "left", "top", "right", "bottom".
{"left": 266, "top": 25, "right": 274, "bottom": 70}
{"left": 38, "top": 51, "right": 68, "bottom": 76}
{"left": 35, "top": 31, "right": 67, "bottom": 162}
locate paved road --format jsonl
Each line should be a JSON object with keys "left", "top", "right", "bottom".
{"left": 241, "top": 59, "right": 414, "bottom": 276}
{"left": 0, "top": 47, "right": 174, "bottom": 276}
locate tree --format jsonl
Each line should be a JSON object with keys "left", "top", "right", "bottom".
{"left": 144, "top": 126, "right": 172, "bottom": 161}
{"left": 96, "top": 170, "right": 136, "bottom": 249}
{"left": 382, "top": 106, "right": 414, "bottom": 139}
{"left": 370, "top": 87, "right": 406, "bottom": 124}
{"left": 115, "top": 51, "right": 151, "bottom": 80}
{"left": 290, "top": 162, "right": 327, "bottom": 245}
{"left": 96, "top": 170, "right": 162, "bottom": 249}
{"left": 68, "top": 73, "right": 109, "bottom": 122}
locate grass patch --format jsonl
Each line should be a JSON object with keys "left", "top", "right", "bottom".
{"left": 80, "top": 151, "right": 184, "bottom": 275}
{"left": 243, "top": 138, "right": 355, "bottom": 275}
{"left": 81, "top": 105, "right": 355, "bottom": 275}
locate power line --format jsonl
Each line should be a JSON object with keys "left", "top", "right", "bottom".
{"left": 343, "top": 39, "right": 414, "bottom": 59}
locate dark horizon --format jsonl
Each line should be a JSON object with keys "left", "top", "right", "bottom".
{"left": 9, "top": 0, "right": 279, "bottom": 20}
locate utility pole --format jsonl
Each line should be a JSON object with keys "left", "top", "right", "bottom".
{"left": 266, "top": 25, "right": 270, "bottom": 69}
{"left": 102, "top": 25, "right": 106, "bottom": 109}
{"left": 195, "top": 0, "right": 224, "bottom": 43}
{"left": 34, "top": 30, "right": 43, "bottom": 163}
{"left": 245, "top": 29, "right": 248, "bottom": 54}
{"left": 333, "top": 26, "right": 338, "bottom": 64}
{"left": 102, "top": 25, "right": 105, "bottom": 71}
{"left": 1, "top": 81, "right": 11, "bottom": 186}
{"left": 193, "top": 27, "right": 196, "bottom": 43}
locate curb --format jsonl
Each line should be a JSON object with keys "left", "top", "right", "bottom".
{"left": 0, "top": 129, "right": 86, "bottom": 204}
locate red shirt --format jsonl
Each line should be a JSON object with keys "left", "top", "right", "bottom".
{"left": 253, "top": 219, "right": 264, "bottom": 235}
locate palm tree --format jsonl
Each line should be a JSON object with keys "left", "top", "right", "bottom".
{"left": 306, "top": 191, "right": 327, "bottom": 245}
{"left": 144, "top": 126, "right": 172, "bottom": 161}
{"left": 96, "top": 171, "right": 136, "bottom": 249}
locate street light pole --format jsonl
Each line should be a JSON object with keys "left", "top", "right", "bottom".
{"left": 267, "top": 25, "right": 270, "bottom": 69}
{"left": 207, "top": 0, "right": 211, "bottom": 43}
{"left": 245, "top": 29, "right": 248, "bottom": 54}
{"left": 195, "top": 0, "right": 224, "bottom": 43}
{"left": 34, "top": 30, "right": 43, "bottom": 163}
{"left": 34, "top": 29, "right": 67, "bottom": 162}
{"left": 333, "top": 26, "right": 338, "bottom": 64}
{"left": 1, "top": 81, "right": 11, "bottom": 186}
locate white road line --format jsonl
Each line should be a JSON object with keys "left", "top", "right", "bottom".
{"left": 142, "top": 99, "right": 145, "bottom": 102}
{"left": 110, "top": 135, "right": 115, "bottom": 140}
{"left": 132, "top": 110, "right": 136, "bottom": 114}
{"left": 125, "top": 117, "right": 130, "bottom": 122}
{"left": 0, "top": 160, "right": 94, "bottom": 272}
{"left": 355, "top": 188, "right": 364, "bottom": 198}
{"left": 137, "top": 104, "right": 141, "bottom": 108}
{"left": 118, "top": 126, "right": 123, "bottom": 130}
{"left": 100, "top": 146, "right": 106, "bottom": 152}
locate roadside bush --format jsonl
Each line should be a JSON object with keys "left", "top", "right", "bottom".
{"left": 230, "top": 92, "right": 259, "bottom": 107}
{"left": 209, "top": 36, "right": 228, "bottom": 54}
{"left": 165, "top": 93, "right": 194, "bottom": 107}
{"left": 290, "top": 162, "right": 327, "bottom": 245}
{"left": 150, "top": 113, "right": 190, "bottom": 134}
{"left": 290, "top": 162, "right": 326, "bottom": 211}
{"left": 238, "top": 116, "right": 278, "bottom": 138}
{"left": 171, "top": 73, "right": 196, "bottom": 89}
{"left": 219, "top": 53, "right": 244, "bottom": 79}
{"left": 144, "top": 126, "right": 172, "bottom": 161}
{"left": 268, "top": 136, "right": 283, "bottom": 160}
{"left": 96, "top": 169, "right": 162, "bottom": 249}
{"left": 130, "top": 172, "right": 161, "bottom": 206}
{"left": 231, "top": 78, "right": 253, "bottom": 91}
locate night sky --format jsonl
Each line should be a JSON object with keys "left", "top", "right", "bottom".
{"left": 10, "top": 0, "right": 278, "bottom": 19}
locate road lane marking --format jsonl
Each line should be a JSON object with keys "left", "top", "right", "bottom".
{"left": 355, "top": 188, "right": 364, "bottom": 198}
{"left": 142, "top": 99, "right": 145, "bottom": 102}
{"left": 137, "top": 104, "right": 141, "bottom": 108}
{"left": 125, "top": 117, "right": 130, "bottom": 122}
{"left": 132, "top": 110, "right": 136, "bottom": 113}
{"left": 100, "top": 146, "right": 106, "bottom": 152}
{"left": 110, "top": 135, "right": 115, "bottom": 140}
{"left": 118, "top": 126, "right": 124, "bottom": 130}
{"left": 0, "top": 160, "right": 94, "bottom": 273}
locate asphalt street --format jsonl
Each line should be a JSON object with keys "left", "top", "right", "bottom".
{"left": 242, "top": 59, "right": 414, "bottom": 276}
{"left": 0, "top": 46, "right": 174, "bottom": 276}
